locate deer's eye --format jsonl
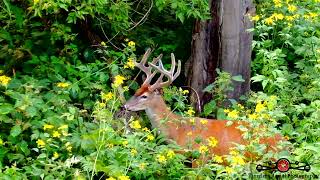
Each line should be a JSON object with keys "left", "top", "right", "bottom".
{"left": 141, "top": 95, "right": 148, "bottom": 99}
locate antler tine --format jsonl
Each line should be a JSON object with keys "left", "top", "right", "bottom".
{"left": 134, "top": 48, "right": 152, "bottom": 74}
{"left": 135, "top": 48, "right": 163, "bottom": 86}
{"left": 148, "top": 53, "right": 181, "bottom": 90}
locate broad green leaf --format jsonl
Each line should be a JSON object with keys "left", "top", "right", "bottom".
{"left": 10, "top": 125, "right": 22, "bottom": 137}
{"left": 232, "top": 75, "right": 245, "bottom": 82}
{"left": 0, "top": 103, "right": 14, "bottom": 115}
{"left": 19, "top": 141, "right": 30, "bottom": 156}
{"left": 203, "top": 100, "right": 216, "bottom": 116}
{"left": 203, "top": 84, "right": 214, "bottom": 92}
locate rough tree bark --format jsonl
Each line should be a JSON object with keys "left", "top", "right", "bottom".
{"left": 186, "top": 0, "right": 255, "bottom": 111}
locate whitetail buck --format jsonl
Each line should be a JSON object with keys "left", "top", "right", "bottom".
{"left": 124, "top": 48, "right": 284, "bottom": 162}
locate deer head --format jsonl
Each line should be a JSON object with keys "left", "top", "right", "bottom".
{"left": 124, "top": 48, "right": 181, "bottom": 111}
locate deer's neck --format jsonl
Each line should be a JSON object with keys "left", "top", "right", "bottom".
{"left": 145, "top": 96, "right": 179, "bottom": 138}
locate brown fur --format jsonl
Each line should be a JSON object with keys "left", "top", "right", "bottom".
{"left": 134, "top": 85, "right": 150, "bottom": 96}
{"left": 126, "top": 85, "right": 286, "bottom": 165}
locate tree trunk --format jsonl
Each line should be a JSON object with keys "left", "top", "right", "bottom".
{"left": 187, "top": 0, "right": 254, "bottom": 111}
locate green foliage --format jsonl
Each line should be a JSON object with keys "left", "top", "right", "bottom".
{"left": 202, "top": 69, "right": 244, "bottom": 119}
{"left": 250, "top": 0, "right": 320, "bottom": 174}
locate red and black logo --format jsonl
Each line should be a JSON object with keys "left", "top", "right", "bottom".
{"left": 256, "top": 158, "right": 311, "bottom": 172}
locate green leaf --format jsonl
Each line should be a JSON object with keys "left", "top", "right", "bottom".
{"left": 26, "top": 106, "right": 37, "bottom": 117}
{"left": 0, "top": 103, "right": 14, "bottom": 115}
{"left": 282, "top": 123, "right": 293, "bottom": 135}
{"left": 262, "top": 80, "right": 269, "bottom": 89}
{"left": 232, "top": 75, "right": 245, "bottom": 82}
{"left": 19, "top": 141, "right": 30, "bottom": 156}
{"left": 10, "top": 125, "right": 22, "bottom": 137}
{"left": 251, "top": 75, "right": 266, "bottom": 82}
{"left": 11, "top": 5, "right": 24, "bottom": 28}
{"left": 203, "top": 84, "right": 214, "bottom": 92}
{"left": 216, "top": 108, "right": 226, "bottom": 119}
{"left": 0, "top": 30, "right": 13, "bottom": 46}
{"left": 176, "top": 12, "right": 185, "bottom": 23}
{"left": 203, "top": 100, "right": 216, "bottom": 116}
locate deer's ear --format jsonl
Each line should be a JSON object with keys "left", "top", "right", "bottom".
{"left": 155, "top": 88, "right": 164, "bottom": 95}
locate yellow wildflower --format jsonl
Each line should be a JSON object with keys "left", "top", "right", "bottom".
{"left": 255, "top": 101, "right": 265, "bottom": 113}
{"left": 287, "top": 4, "right": 297, "bottom": 12}
{"left": 167, "top": 150, "right": 175, "bottom": 159}
{"left": 0, "top": 75, "right": 11, "bottom": 86}
{"left": 142, "top": 127, "right": 150, "bottom": 132}
{"left": 139, "top": 163, "right": 146, "bottom": 170}
{"left": 106, "top": 177, "right": 116, "bottom": 180}
{"left": 293, "top": 14, "right": 299, "bottom": 19}
{"left": 208, "top": 136, "right": 218, "bottom": 147}
{"left": 273, "top": 13, "right": 284, "bottom": 20}
{"left": 58, "top": 125, "right": 68, "bottom": 130}
{"left": 285, "top": 15, "right": 294, "bottom": 21}
{"left": 65, "top": 142, "right": 71, "bottom": 147}
{"left": 34, "top": 0, "right": 39, "bottom": 4}
{"left": 230, "top": 150, "right": 238, "bottom": 155}
{"left": 200, "top": 119, "right": 208, "bottom": 125}
{"left": 130, "top": 120, "right": 141, "bottom": 130}
{"left": 157, "top": 154, "right": 167, "bottom": 163}
{"left": 182, "top": 90, "right": 189, "bottom": 95}
{"left": 124, "top": 58, "right": 135, "bottom": 69}
{"left": 122, "top": 140, "right": 128, "bottom": 146}
{"left": 66, "top": 145, "right": 72, "bottom": 152}
{"left": 113, "top": 75, "right": 126, "bottom": 87}
{"left": 52, "top": 131, "right": 61, "bottom": 138}
{"left": 131, "top": 149, "right": 138, "bottom": 156}
{"left": 118, "top": 175, "right": 130, "bottom": 180}
{"left": 102, "top": 92, "right": 113, "bottom": 101}
{"left": 273, "top": 0, "right": 282, "bottom": 7}
{"left": 106, "top": 143, "right": 114, "bottom": 148}
{"left": 98, "top": 102, "right": 106, "bottom": 108}
{"left": 186, "top": 108, "right": 195, "bottom": 116}
{"left": 36, "top": 139, "right": 46, "bottom": 148}
{"left": 101, "top": 41, "right": 106, "bottom": 46}
{"left": 146, "top": 134, "right": 155, "bottom": 141}
{"left": 248, "top": 113, "right": 258, "bottom": 120}
{"left": 213, "top": 155, "right": 223, "bottom": 163}
{"left": 309, "top": 12, "right": 317, "bottom": 18}
{"left": 250, "top": 15, "right": 260, "bottom": 21}
{"left": 237, "top": 104, "right": 244, "bottom": 109}
{"left": 265, "top": 17, "right": 274, "bottom": 25}
{"left": 56, "top": 82, "right": 70, "bottom": 88}
{"left": 53, "top": 152, "right": 59, "bottom": 159}
{"left": 227, "top": 110, "right": 239, "bottom": 119}
{"left": 199, "top": 145, "right": 209, "bottom": 154}
{"left": 43, "top": 124, "right": 54, "bottom": 130}
{"left": 231, "top": 156, "right": 245, "bottom": 165}
{"left": 224, "top": 109, "right": 230, "bottom": 113}
{"left": 128, "top": 41, "right": 135, "bottom": 47}
{"left": 225, "top": 166, "right": 234, "bottom": 174}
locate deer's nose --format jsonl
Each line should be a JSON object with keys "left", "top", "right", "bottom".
{"left": 122, "top": 104, "right": 130, "bottom": 111}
